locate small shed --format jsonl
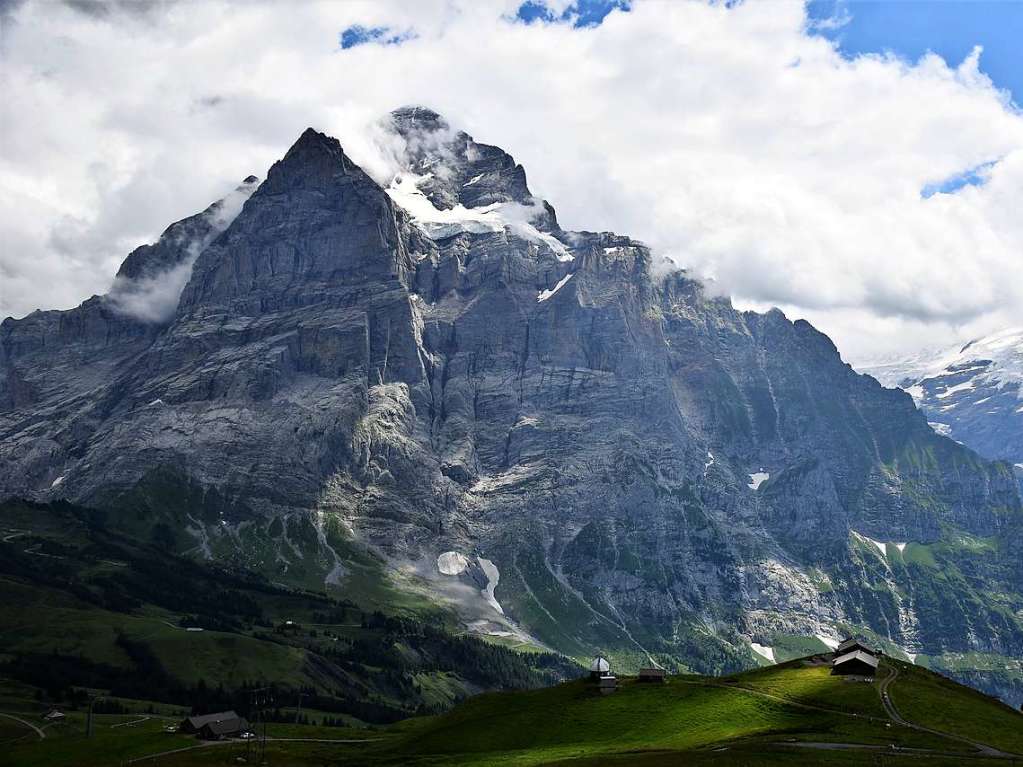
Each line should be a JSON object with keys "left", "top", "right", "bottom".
{"left": 832, "top": 649, "right": 879, "bottom": 677}
{"left": 597, "top": 675, "right": 618, "bottom": 695}
{"left": 638, "top": 668, "right": 666, "bottom": 683}
{"left": 43, "top": 710, "right": 65, "bottom": 722}
{"left": 588, "top": 655, "right": 611, "bottom": 681}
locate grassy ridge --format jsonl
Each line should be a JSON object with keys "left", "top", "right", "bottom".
{"left": 887, "top": 660, "right": 1023, "bottom": 754}
{"left": 140, "top": 657, "right": 1019, "bottom": 766}
{"left": 7, "top": 656, "right": 1023, "bottom": 766}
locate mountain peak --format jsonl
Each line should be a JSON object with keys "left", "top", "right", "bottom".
{"left": 383, "top": 106, "right": 558, "bottom": 231}
{"left": 281, "top": 127, "right": 345, "bottom": 165}
{"left": 389, "top": 105, "right": 448, "bottom": 136}
{"left": 257, "top": 126, "right": 364, "bottom": 197}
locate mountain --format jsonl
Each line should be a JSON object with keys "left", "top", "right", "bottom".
{"left": 860, "top": 329, "right": 1023, "bottom": 477}
{"left": 2, "top": 108, "right": 1023, "bottom": 706}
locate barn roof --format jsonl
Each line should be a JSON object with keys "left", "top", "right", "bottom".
{"left": 200, "top": 716, "right": 248, "bottom": 736}
{"left": 837, "top": 638, "right": 874, "bottom": 654}
{"left": 833, "top": 650, "right": 879, "bottom": 669}
{"left": 184, "top": 711, "right": 240, "bottom": 730}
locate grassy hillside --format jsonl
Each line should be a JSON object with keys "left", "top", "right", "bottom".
{"left": 0, "top": 499, "right": 574, "bottom": 726}
{"left": 7, "top": 655, "right": 1022, "bottom": 766}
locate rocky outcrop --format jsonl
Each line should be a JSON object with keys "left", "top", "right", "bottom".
{"left": 2, "top": 110, "right": 1022, "bottom": 691}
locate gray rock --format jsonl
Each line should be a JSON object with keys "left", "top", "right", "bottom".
{"left": 2, "top": 111, "right": 1022, "bottom": 692}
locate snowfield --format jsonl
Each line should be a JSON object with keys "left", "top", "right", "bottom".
{"left": 748, "top": 471, "right": 769, "bottom": 490}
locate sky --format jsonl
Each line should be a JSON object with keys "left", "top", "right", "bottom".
{"left": 1, "top": 0, "right": 1022, "bottom": 363}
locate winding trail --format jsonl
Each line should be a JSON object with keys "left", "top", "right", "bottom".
{"left": 0, "top": 712, "right": 45, "bottom": 740}
{"left": 125, "top": 736, "right": 382, "bottom": 764}
{"left": 676, "top": 678, "right": 889, "bottom": 723}
{"left": 878, "top": 662, "right": 1014, "bottom": 758}
{"left": 681, "top": 662, "right": 1022, "bottom": 760}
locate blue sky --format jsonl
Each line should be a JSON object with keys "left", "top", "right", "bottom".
{"left": 807, "top": 0, "right": 1023, "bottom": 107}
{"left": 514, "top": 0, "right": 630, "bottom": 27}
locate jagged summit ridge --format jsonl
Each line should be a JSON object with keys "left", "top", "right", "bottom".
{"left": 386, "top": 105, "right": 560, "bottom": 233}
{"left": 175, "top": 128, "right": 422, "bottom": 312}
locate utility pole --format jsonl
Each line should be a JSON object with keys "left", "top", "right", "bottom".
{"left": 294, "top": 692, "right": 304, "bottom": 724}
{"left": 86, "top": 694, "right": 102, "bottom": 738}
{"left": 249, "top": 686, "right": 274, "bottom": 765}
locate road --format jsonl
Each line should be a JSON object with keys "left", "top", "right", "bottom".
{"left": 677, "top": 678, "right": 889, "bottom": 723}
{"left": 0, "top": 712, "right": 45, "bottom": 740}
{"left": 682, "top": 665, "right": 1022, "bottom": 761}
{"left": 125, "top": 736, "right": 382, "bottom": 764}
{"left": 878, "top": 662, "right": 1014, "bottom": 758}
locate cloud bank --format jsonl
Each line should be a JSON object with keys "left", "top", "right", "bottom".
{"left": 2, "top": 0, "right": 1022, "bottom": 360}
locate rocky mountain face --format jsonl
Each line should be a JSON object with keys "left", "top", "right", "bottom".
{"left": 3, "top": 108, "right": 1022, "bottom": 704}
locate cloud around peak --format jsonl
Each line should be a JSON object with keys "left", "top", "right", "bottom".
{"left": 2, "top": 0, "right": 1023, "bottom": 360}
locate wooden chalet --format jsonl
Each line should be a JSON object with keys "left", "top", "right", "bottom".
{"left": 831, "top": 649, "right": 879, "bottom": 677}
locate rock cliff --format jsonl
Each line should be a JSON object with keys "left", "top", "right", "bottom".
{"left": 2, "top": 109, "right": 1021, "bottom": 702}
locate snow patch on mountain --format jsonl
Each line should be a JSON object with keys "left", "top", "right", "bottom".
{"left": 852, "top": 530, "right": 887, "bottom": 558}
{"left": 386, "top": 172, "right": 572, "bottom": 260}
{"left": 815, "top": 633, "right": 840, "bottom": 650}
{"left": 748, "top": 471, "right": 769, "bottom": 490}
{"left": 750, "top": 642, "right": 775, "bottom": 663}
{"left": 478, "top": 557, "right": 504, "bottom": 614}
{"left": 537, "top": 273, "right": 573, "bottom": 302}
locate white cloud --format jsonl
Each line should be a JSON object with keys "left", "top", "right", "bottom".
{"left": 105, "top": 178, "right": 255, "bottom": 322}
{"left": 105, "top": 256, "right": 197, "bottom": 323}
{"left": 2, "top": 0, "right": 1022, "bottom": 362}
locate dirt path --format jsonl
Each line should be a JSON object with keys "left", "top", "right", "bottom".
{"left": 879, "top": 663, "right": 1015, "bottom": 758}
{"left": 682, "top": 670, "right": 1020, "bottom": 761}
{"left": 785, "top": 741, "right": 1016, "bottom": 760}
{"left": 125, "top": 736, "right": 382, "bottom": 764}
{"left": 676, "top": 678, "right": 889, "bottom": 723}
{"left": 0, "top": 712, "right": 45, "bottom": 740}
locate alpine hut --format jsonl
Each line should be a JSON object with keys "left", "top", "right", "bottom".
{"left": 832, "top": 649, "right": 879, "bottom": 677}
